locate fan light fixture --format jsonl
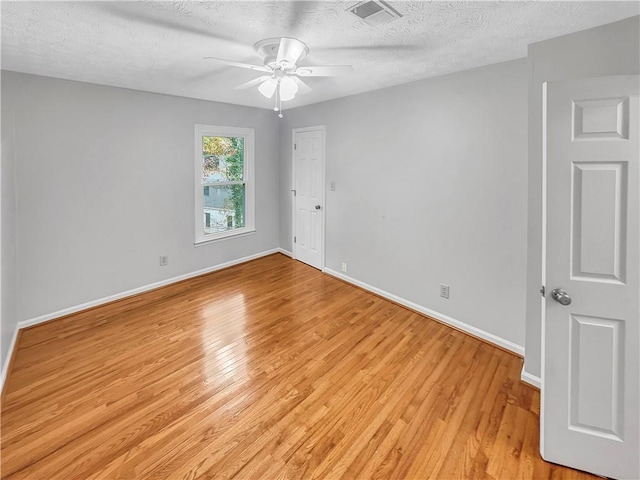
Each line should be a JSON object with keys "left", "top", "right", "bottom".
{"left": 257, "top": 73, "right": 299, "bottom": 103}
{"left": 258, "top": 77, "right": 278, "bottom": 98}
{"left": 279, "top": 76, "right": 299, "bottom": 101}
{"left": 256, "top": 75, "right": 298, "bottom": 101}
{"left": 256, "top": 74, "right": 298, "bottom": 116}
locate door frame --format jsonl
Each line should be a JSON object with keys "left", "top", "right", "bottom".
{"left": 540, "top": 81, "right": 548, "bottom": 457}
{"left": 291, "top": 125, "right": 326, "bottom": 270}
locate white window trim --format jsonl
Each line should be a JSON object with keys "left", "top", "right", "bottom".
{"left": 194, "top": 124, "right": 255, "bottom": 245}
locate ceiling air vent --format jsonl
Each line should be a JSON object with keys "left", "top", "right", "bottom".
{"left": 348, "top": 0, "right": 402, "bottom": 27}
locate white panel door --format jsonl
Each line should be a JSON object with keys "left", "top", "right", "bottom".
{"left": 293, "top": 127, "right": 325, "bottom": 269}
{"left": 543, "top": 75, "right": 639, "bottom": 479}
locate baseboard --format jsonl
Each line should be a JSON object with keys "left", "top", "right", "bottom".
{"left": 17, "top": 248, "right": 282, "bottom": 330}
{"left": 323, "top": 268, "right": 525, "bottom": 357}
{"left": 277, "top": 248, "right": 293, "bottom": 258}
{"left": 1, "top": 325, "right": 21, "bottom": 396}
{"left": 520, "top": 367, "right": 541, "bottom": 389}
{"left": 6, "top": 251, "right": 527, "bottom": 393}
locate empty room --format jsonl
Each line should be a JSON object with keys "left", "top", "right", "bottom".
{"left": 1, "top": 1, "right": 639, "bottom": 478}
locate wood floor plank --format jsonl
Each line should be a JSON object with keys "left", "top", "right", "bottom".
{"left": 1, "top": 254, "right": 597, "bottom": 479}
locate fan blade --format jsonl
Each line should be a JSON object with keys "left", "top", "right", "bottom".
{"left": 97, "top": 4, "right": 238, "bottom": 45}
{"left": 234, "top": 76, "right": 272, "bottom": 90}
{"left": 204, "top": 57, "right": 271, "bottom": 72}
{"left": 285, "top": 2, "right": 312, "bottom": 34}
{"left": 317, "top": 44, "right": 421, "bottom": 52}
{"left": 292, "top": 77, "right": 312, "bottom": 95}
{"left": 295, "top": 65, "right": 353, "bottom": 77}
{"left": 277, "top": 38, "right": 307, "bottom": 66}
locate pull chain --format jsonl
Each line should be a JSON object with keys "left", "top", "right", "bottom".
{"left": 273, "top": 83, "right": 279, "bottom": 112}
{"left": 271, "top": 80, "right": 284, "bottom": 119}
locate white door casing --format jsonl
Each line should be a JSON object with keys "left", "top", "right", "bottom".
{"left": 543, "top": 75, "right": 639, "bottom": 479}
{"left": 292, "top": 126, "right": 325, "bottom": 270}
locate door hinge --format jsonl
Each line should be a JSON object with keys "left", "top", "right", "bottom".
{"left": 291, "top": 189, "right": 296, "bottom": 197}
{"left": 294, "top": 143, "right": 297, "bottom": 150}
{"left": 540, "top": 285, "right": 545, "bottom": 297}
{"left": 294, "top": 236, "right": 297, "bottom": 243}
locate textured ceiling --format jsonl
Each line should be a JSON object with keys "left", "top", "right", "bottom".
{"left": 2, "top": 1, "right": 639, "bottom": 110}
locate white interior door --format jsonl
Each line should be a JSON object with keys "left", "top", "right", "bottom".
{"left": 543, "top": 75, "right": 639, "bottom": 479}
{"left": 293, "top": 127, "right": 325, "bottom": 270}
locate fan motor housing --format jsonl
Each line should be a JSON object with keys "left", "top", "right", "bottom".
{"left": 254, "top": 38, "right": 309, "bottom": 68}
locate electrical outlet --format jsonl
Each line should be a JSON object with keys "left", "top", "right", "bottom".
{"left": 341, "top": 262, "right": 347, "bottom": 273}
{"left": 440, "top": 284, "right": 450, "bottom": 299}
{"left": 159, "top": 255, "right": 168, "bottom": 266}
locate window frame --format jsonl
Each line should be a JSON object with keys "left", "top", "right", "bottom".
{"left": 194, "top": 124, "right": 255, "bottom": 245}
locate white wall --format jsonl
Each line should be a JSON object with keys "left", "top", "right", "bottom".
{"left": 2, "top": 72, "right": 280, "bottom": 325}
{"left": 1, "top": 74, "right": 19, "bottom": 378}
{"left": 280, "top": 59, "right": 529, "bottom": 349}
{"left": 524, "top": 15, "right": 640, "bottom": 379}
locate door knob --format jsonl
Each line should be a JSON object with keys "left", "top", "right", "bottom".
{"left": 551, "top": 288, "right": 571, "bottom": 306}
{"left": 315, "top": 205, "right": 322, "bottom": 210}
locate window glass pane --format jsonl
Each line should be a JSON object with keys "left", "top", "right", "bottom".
{"left": 203, "top": 184, "right": 246, "bottom": 234}
{"left": 202, "top": 136, "right": 244, "bottom": 183}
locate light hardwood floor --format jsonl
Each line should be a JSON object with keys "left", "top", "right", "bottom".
{"left": 1, "top": 253, "right": 596, "bottom": 479}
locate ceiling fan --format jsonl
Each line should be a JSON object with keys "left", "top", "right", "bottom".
{"left": 205, "top": 37, "right": 353, "bottom": 117}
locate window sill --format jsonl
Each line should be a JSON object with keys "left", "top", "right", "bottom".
{"left": 194, "top": 228, "right": 256, "bottom": 246}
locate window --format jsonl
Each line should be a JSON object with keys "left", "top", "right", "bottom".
{"left": 195, "top": 125, "right": 255, "bottom": 244}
